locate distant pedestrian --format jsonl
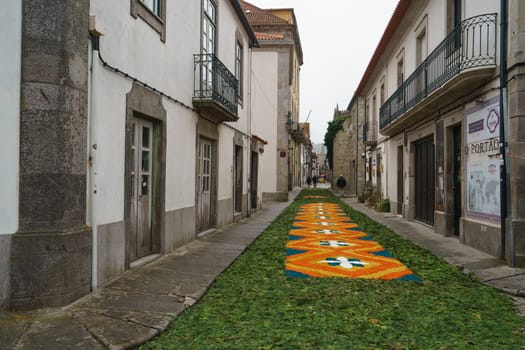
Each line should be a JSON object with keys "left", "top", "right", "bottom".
{"left": 336, "top": 175, "right": 347, "bottom": 196}
{"left": 306, "top": 175, "right": 312, "bottom": 188}
{"left": 312, "top": 175, "right": 318, "bottom": 188}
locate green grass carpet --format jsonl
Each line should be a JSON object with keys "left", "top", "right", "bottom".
{"left": 140, "top": 189, "right": 525, "bottom": 350}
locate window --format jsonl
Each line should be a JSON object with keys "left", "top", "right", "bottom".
{"left": 202, "top": 0, "right": 216, "bottom": 56}
{"left": 201, "top": 0, "right": 217, "bottom": 90}
{"left": 235, "top": 40, "right": 244, "bottom": 99}
{"left": 380, "top": 82, "right": 385, "bottom": 105}
{"left": 397, "top": 58, "right": 404, "bottom": 88}
{"left": 131, "top": 0, "right": 166, "bottom": 42}
{"left": 372, "top": 94, "right": 377, "bottom": 122}
{"left": 142, "top": 0, "right": 161, "bottom": 17}
{"left": 416, "top": 28, "right": 427, "bottom": 66}
{"left": 447, "top": 0, "right": 462, "bottom": 33}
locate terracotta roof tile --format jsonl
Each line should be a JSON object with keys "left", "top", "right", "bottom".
{"left": 255, "top": 32, "right": 285, "bottom": 41}
{"left": 240, "top": 1, "right": 288, "bottom": 25}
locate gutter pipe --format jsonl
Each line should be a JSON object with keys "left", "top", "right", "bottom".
{"left": 499, "top": 0, "right": 514, "bottom": 266}
{"left": 89, "top": 33, "right": 100, "bottom": 290}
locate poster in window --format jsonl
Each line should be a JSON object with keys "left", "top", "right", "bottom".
{"left": 464, "top": 96, "right": 501, "bottom": 222}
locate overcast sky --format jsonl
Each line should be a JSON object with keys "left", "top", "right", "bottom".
{"left": 248, "top": 0, "right": 399, "bottom": 144}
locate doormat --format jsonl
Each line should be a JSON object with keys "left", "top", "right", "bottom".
{"left": 285, "top": 202, "right": 421, "bottom": 281}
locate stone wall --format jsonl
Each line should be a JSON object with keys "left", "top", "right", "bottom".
{"left": 11, "top": 0, "right": 91, "bottom": 310}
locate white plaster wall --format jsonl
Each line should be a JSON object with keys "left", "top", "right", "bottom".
{"left": 90, "top": 1, "right": 200, "bottom": 105}
{"left": 0, "top": 1, "right": 21, "bottom": 234}
{"left": 90, "top": 68, "right": 131, "bottom": 225}
{"left": 88, "top": 0, "right": 203, "bottom": 223}
{"left": 165, "top": 107, "right": 197, "bottom": 210}
{"left": 222, "top": 1, "right": 251, "bottom": 134}
{"left": 384, "top": 137, "right": 403, "bottom": 203}
{"left": 251, "top": 51, "right": 279, "bottom": 194}
{"left": 89, "top": 0, "right": 256, "bottom": 219}
{"left": 218, "top": 126, "right": 234, "bottom": 201}
{"left": 464, "top": 0, "right": 499, "bottom": 19}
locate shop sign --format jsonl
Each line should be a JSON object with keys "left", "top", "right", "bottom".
{"left": 465, "top": 96, "right": 501, "bottom": 222}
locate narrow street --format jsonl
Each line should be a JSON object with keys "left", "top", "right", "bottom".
{"left": 2, "top": 188, "right": 525, "bottom": 349}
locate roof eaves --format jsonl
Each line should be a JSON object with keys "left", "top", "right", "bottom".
{"left": 355, "top": 0, "right": 411, "bottom": 95}
{"left": 230, "top": 0, "right": 259, "bottom": 48}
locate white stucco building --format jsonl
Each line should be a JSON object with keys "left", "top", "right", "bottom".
{"left": 0, "top": 0, "right": 272, "bottom": 310}
{"left": 242, "top": 1, "right": 304, "bottom": 200}
{"left": 354, "top": 0, "right": 525, "bottom": 265}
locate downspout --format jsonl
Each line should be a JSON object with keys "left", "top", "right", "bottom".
{"left": 89, "top": 33, "right": 100, "bottom": 290}
{"left": 499, "top": 0, "right": 514, "bottom": 265}
{"left": 355, "top": 99, "right": 359, "bottom": 194}
{"left": 247, "top": 44, "right": 253, "bottom": 215}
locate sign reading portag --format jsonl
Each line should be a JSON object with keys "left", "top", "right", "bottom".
{"left": 465, "top": 96, "right": 501, "bottom": 223}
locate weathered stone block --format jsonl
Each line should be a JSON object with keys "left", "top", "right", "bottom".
{"left": 0, "top": 235, "right": 11, "bottom": 310}
{"left": 462, "top": 219, "right": 500, "bottom": 258}
{"left": 10, "top": 229, "right": 91, "bottom": 310}
{"left": 19, "top": 173, "right": 87, "bottom": 233}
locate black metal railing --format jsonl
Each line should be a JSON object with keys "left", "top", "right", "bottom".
{"left": 194, "top": 53, "right": 238, "bottom": 116}
{"left": 380, "top": 13, "right": 497, "bottom": 130}
{"left": 363, "top": 120, "right": 377, "bottom": 144}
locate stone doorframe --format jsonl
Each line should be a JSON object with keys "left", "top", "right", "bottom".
{"left": 124, "top": 83, "right": 166, "bottom": 267}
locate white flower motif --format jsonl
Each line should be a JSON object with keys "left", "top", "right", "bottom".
{"left": 320, "top": 257, "right": 367, "bottom": 269}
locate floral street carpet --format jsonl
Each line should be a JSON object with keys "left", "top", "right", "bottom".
{"left": 286, "top": 201, "right": 421, "bottom": 281}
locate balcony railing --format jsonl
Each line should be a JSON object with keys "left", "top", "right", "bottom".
{"left": 193, "top": 53, "right": 238, "bottom": 122}
{"left": 363, "top": 121, "right": 377, "bottom": 146}
{"left": 380, "top": 13, "right": 497, "bottom": 130}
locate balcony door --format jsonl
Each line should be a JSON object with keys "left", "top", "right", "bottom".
{"left": 201, "top": 0, "right": 216, "bottom": 90}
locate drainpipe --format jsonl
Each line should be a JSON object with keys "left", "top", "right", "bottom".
{"left": 499, "top": 0, "right": 514, "bottom": 266}
{"left": 355, "top": 98, "right": 359, "bottom": 194}
{"left": 89, "top": 33, "right": 100, "bottom": 290}
{"left": 247, "top": 45, "right": 253, "bottom": 215}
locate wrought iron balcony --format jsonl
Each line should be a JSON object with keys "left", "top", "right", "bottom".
{"left": 193, "top": 53, "right": 239, "bottom": 123}
{"left": 363, "top": 121, "right": 377, "bottom": 147}
{"left": 380, "top": 13, "right": 497, "bottom": 135}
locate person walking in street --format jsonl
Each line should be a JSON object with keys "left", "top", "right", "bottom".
{"left": 306, "top": 175, "right": 312, "bottom": 188}
{"left": 312, "top": 175, "right": 318, "bottom": 188}
{"left": 336, "top": 175, "right": 347, "bottom": 197}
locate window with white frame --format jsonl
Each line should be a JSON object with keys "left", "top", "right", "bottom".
{"left": 201, "top": 0, "right": 217, "bottom": 90}
{"left": 235, "top": 40, "right": 244, "bottom": 99}
{"left": 202, "top": 0, "right": 216, "bottom": 56}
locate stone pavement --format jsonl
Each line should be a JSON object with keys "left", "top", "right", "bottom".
{"left": 2, "top": 186, "right": 524, "bottom": 349}
{"left": 340, "top": 196, "right": 525, "bottom": 316}
{"left": 0, "top": 188, "right": 301, "bottom": 350}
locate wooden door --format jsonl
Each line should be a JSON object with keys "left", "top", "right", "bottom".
{"left": 250, "top": 152, "right": 258, "bottom": 209}
{"left": 130, "top": 118, "right": 153, "bottom": 260}
{"left": 415, "top": 137, "right": 435, "bottom": 225}
{"left": 234, "top": 145, "right": 243, "bottom": 213}
{"left": 198, "top": 139, "right": 212, "bottom": 231}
